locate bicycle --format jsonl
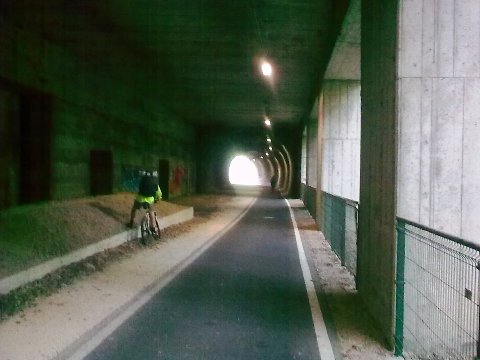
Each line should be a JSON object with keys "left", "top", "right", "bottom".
{"left": 139, "top": 204, "right": 161, "bottom": 245}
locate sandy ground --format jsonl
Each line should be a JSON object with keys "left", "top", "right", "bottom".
{"left": 0, "top": 193, "right": 188, "bottom": 278}
{"left": 289, "top": 199, "right": 398, "bottom": 360}
{"left": 0, "top": 194, "right": 397, "bottom": 359}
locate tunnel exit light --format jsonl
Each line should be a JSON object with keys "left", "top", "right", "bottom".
{"left": 229, "top": 155, "right": 260, "bottom": 186}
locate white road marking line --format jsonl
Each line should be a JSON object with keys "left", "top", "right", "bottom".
{"left": 64, "top": 198, "right": 257, "bottom": 360}
{"left": 285, "top": 198, "right": 336, "bottom": 360}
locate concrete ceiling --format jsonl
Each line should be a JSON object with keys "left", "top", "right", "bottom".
{"left": 1, "top": 0, "right": 348, "bottom": 130}
{"left": 324, "top": 0, "right": 360, "bottom": 80}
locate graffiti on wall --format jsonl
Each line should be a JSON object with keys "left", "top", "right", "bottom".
{"left": 169, "top": 165, "right": 187, "bottom": 195}
{"left": 120, "top": 167, "right": 142, "bottom": 192}
{"left": 120, "top": 166, "right": 159, "bottom": 192}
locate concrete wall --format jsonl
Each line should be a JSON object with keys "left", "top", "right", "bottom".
{"left": 358, "top": 0, "right": 399, "bottom": 347}
{"left": 397, "top": 0, "right": 480, "bottom": 243}
{"left": 0, "top": 17, "right": 196, "bottom": 203}
{"left": 300, "top": 106, "right": 320, "bottom": 218}
{"left": 321, "top": 80, "right": 361, "bottom": 202}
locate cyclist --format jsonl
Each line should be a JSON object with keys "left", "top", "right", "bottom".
{"left": 127, "top": 171, "right": 162, "bottom": 230}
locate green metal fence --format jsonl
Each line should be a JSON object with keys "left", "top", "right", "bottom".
{"left": 395, "top": 218, "right": 480, "bottom": 359}
{"left": 322, "top": 191, "right": 358, "bottom": 277}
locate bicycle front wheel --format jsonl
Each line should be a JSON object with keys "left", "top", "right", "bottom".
{"left": 151, "top": 213, "right": 161, "bottom": 240}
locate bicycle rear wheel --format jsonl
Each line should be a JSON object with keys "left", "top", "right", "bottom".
{"left": 140, "top": 216, "right": 151, "bottom": 245}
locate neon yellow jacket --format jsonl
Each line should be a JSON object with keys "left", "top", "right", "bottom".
{"left": 135, "top": 186, "right": 162, "bottom": 204}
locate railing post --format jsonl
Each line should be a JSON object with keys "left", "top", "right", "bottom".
{"left": 477, "top": 261, "right": 480, "bottom": 360}
{"left": 395, "top": 219, "right": 406, "bottom": 356}
{"left": 340, "top": 198, "right": 346, "bottom": 266}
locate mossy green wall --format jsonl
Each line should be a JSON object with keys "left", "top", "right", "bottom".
{"left": 0, "top": 18, "right": 195, "bottom": 201}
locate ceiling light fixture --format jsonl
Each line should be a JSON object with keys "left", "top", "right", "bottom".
{"left": 264, "top": 117, "right": 271, "bottom": 127}
{"left": 261, "top": 61, "right": 272, "bottom": 77}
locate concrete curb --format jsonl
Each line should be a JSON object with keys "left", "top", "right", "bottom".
{"left": 0, "top": 207, "right": 194, "bottom": 296}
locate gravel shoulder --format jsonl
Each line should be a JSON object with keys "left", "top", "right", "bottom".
{"left": 0, "top": 192, "right": 187, "bottom": 278}
{"left": 0, "top": 194, "right": 396, "bottom": 360}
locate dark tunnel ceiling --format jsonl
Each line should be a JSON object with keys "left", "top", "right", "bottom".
{"left": 2, "top": 0, "right": 348, "bottom": 129}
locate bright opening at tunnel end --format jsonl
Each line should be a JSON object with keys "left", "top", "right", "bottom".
{"left": 229, "top": 155, "right": 261, "bottom": 186}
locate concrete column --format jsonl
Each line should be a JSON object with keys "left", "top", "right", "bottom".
{"left": 358, "top": 0, "right": 399, "bottom": 348}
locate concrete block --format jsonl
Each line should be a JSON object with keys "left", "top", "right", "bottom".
{"left": 339, "top": 85, "right": 349, "bottom": 139}
{"left": 421, "top": 0, "right": 436, "bottom": 77}
{"left": 332, "top": 140, "right": 343, "bottom": 195}
{"left": 398, "top": 0, "right": 423, "bottom": 77}
{"left": 347, "top": 83, "right": 361, "bottom": 140}
{"left": 461, "top": 78, "right": 480, "bottom": 243}
{"left": 397, "top": 78, "right": 422, "bottom": 221}
{"left": 352, "top": 139, "right": 361, "bottom": 202}
{"left": 437, "top": 0, "right": 455, "bottom": 77}
{"left": 419, "top": 78, "right": 433, "bottom": 224}
{"left": 321, "top": 140, "right": 332, "bottom": 193}
{"left": 330, "top": 85, "right": 341, "bottom": 139}
{"left": 341, "top": 140, "right": 352, "bottom": 198}
{"left": 454, "top": 0, "right": 480, "bottom": 77}
{"left": 431, "top": 77, "right": 463, "bottom": 235}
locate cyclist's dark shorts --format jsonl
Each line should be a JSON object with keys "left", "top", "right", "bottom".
{"left": 132, "top": 200, "right": 152, "bottom": 210}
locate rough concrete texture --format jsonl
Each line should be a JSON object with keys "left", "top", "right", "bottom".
{"left": 321, "top": 80, "right": 361, "bottom": 202}
{"left": 358, "top": 0, "right": 399, "bottom": 348}
{"left": 0, "top": 17, "right": 196, "bottom": 203}
{"left": 397, "top": 0, "right": 480, "bottom": 243}
{"left": 306, "top": 113, "right": 319, "bottom": 187}
{"left": 324, "top": 0, "right": 361, "bottom": 81}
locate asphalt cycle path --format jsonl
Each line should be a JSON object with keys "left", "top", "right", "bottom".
{"left": 84, "top": 191, "right": 323, "bottom": 360}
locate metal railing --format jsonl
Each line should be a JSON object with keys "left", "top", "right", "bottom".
{"left": 395, "top": 218, "right": 480, "bottom": 359}
{"left": 321, "top": 191, "right": 358, "bottom": 277}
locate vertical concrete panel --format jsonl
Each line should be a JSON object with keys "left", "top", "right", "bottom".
{"left": 339, "top": 85, "right": 349, "bottom": 138}
{"left": 323, "top": 83, "right": 332, "bottom": 139}
{"left": 397, "top": 77, "right": 422, "bottom": 221}
{"left": 422, "top": 0, "right": 436, "bottom": 77}
{"left": 399, "top": 0, "right": 480, "bottom": 244}
{"left": 432, "top": 78, "right": 463, "bottom": 234}
{"left": 347, "top": 83, "right": 361, "bottom": 140}
{"left": 437, "top": 0, "right": 455, "bottom": 76}
{"left": 321, "top": 80, "right": 361, "bottom": 202}
{"left": 453, "top": 0, "right": 480, "bottom": 77}
{"left": 419, "top": 78, "right": 433, "bottom": 224}
{"left": 323, "top": 140, "right": 333, "bottom": 193}
{"left": 341, "top": 140, "right": 352, "bottom": 199}
{"left": 461, "top": 78, "right": 480, "bottom": 240}
{"left": 352, "top": 138, "right": 361, "bottom": 200}
{"left": 398, "top": 0, "right": 423, "bottom": 77}
{"left": 332, "top": 140, "right": 343, "bottom": 195}
{"left": 307, "top": 116, "right": 318, "bottom": 186}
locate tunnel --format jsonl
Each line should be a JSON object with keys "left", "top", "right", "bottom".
{"left": 1, "top": 1, "right": 480, "bottom": 359}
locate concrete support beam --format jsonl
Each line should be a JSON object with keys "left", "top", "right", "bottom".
{"left": 358, "top": 0, "right": 399, "bottom": 348}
